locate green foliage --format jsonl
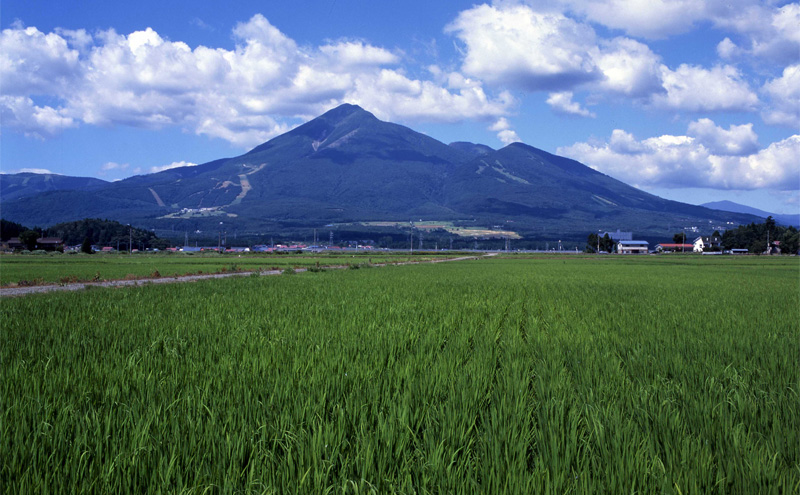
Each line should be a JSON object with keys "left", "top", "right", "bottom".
{"left": 81, "top": 236, "right": 93, "bottom": 254}
{"left": 673, "top": 232, "right": 687, "bottom": 244}
{"left": 722, "top": 216, "right": 798, "bottom": 254}
{"left": 46, "top": 218, "right": 165, "bottom": 249}
{"left": 18, "top": 229, "right": 39, "bottom": 250}
{"left": 2, "top": 256, "right": 798, "bottom": 492}
{"left": 1, "top": 218, "right": 28, "bottom": 241}
{"left": 586, "top": 233, "right": 615, "bottom": 253}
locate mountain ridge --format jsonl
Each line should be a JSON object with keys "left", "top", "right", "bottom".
{"left": 1, "top": 104, "right": 763, "bottom": 239}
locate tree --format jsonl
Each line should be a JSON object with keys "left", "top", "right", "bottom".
{"left": 586, "top": 233, "right": 599, "bottom": 252}
{"left": 81, "top": 236, "right": 93, "bottom": 254}
{"left": 1, "top": 219, "right": 27, "bottom": 241}
{"left": 600, "top": 233, "right": 615, "bottom": 253}
{"left": 19, "top": 230, "right": 39, "bottom": 250}
{"left": 712, "top": 230, "right": 721, "bottom": 238}
{"left": 673, "top": 232, "right": 686, "bottom": 244}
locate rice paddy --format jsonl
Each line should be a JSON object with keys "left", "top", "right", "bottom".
{"left": 1, "top": 255, "right": 798, "bottom": 493}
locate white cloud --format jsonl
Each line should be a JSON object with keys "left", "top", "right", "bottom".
{"left": 687, "top": 118, "right": 759, "bottom": 156}
{"left": 0, "top": 25, "right": 82, "bottom": 96}
{"left": 546, "top": 91, "right": 594, "bottom": 117}
{"left": 101, "top": 162, "right": 129, "bottom": 172}
{"left": 711, "top": 2, "right": 800, "bottom": 64}
{"left": 761, "top": 64, "right": 800, "bottom": 128}
{"left": 0, "top": 15, "right": 513, "bottom": 148}
{"left": 654, "top": 64, "right": 759, "bottom": 112}
{"left": 716, "top": 37, "right": 741, "bottom": 59}
{"left": 319, "top": 41, "right": 399, "bottom": 67}
{"left": 592, "top": 37, "right": 663, "bottom": 97}
{"left": 150, "top": 161, "right": 198, "bottom": 173}
{"left": 0, "top": 96, "right": 76, "bottom": 138}
{"left": 446, "top": 4, "right": 599, "bottom": 90}
{"left": 563, "top": 0, "right": 706, "bottom": 39}
{"left": 558, "top": 121, "right": 799, "bottom": 190}
{"left": 0, "top": 168, "right": 55, "bottom": 174}
{"left": 489, "top": 117, "right": 521, "bottom": 145}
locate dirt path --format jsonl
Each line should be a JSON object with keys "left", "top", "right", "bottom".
{"left": 0, "top": 255, "right": 485, "bottom": 297}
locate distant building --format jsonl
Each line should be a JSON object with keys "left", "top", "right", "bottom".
{"left": 693, "top": 236, "right": 722, "bottom": 253}
{"left": 730, "top": 249, "right": 748, "bottom": 255}
{"left": 6, "top": 236, "right": 63, "bottom": 251}
{"left": 655, "top": 243, "right": 693, "bottom": 253}
{"left": 602, "top": 229, "right": 633, "bottom": 242}
{"left": 618, "top": 240, "right": 649, "bottom": 254}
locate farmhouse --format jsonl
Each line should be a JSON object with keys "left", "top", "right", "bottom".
{"left": 693, "top": 236, "right": 722, "bottom": 252}
{"left": 617, "top": 240, "right": 649, "bottom": 254}
{"left": 6, "top": 236, "right": 64, "bottom": 251}
{"left": 655, "top": 243, "right": 693, "bottom": 253}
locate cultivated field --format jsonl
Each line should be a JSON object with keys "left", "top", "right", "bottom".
{"left": 2, "top": 256, "right": 798, "bottom": 493}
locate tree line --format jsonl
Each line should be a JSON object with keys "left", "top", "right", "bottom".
{"left": 722, "top": 217, "right": 798, "bottom": 254}
{"left": 1, "top": 218, "right": 170, "bottom": 252}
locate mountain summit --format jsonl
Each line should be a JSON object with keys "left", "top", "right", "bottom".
{"left": 1, "top": 104, "right": 760, "bottom": 239}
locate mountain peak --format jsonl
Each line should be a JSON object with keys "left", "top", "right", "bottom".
{"left": 318, "top": 103, "right": 376, "bottom": 123}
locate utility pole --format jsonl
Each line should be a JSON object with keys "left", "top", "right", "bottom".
{"left": 409, "top": 231, "right": 413, "bottom": 254}
{"left": 129, "top": 224, "right": 132, "bottom": 254}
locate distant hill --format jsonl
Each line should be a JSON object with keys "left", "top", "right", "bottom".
{"left": 1, "top": 104, "right": 762, "bottom": 240}
{"left": 702, "top": 200, "right": 799, "bottom": 227}
{"left": 1, "top": 172, "right": 108, "bottom": 201}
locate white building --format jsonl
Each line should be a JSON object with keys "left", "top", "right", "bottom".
{"left": 693, "top": 236, "right": 722, "bottom": 253}
{"left": 617, "top": 240, "right": 649, "bottom": 254}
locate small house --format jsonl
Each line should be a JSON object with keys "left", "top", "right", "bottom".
{"left": 693, "top": 236, "right": 722, "bottom": 253}
{"left": 617, "top": 240, "right": 649, "bottom": 254}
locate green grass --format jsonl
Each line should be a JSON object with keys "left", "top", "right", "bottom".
{"left": 0, "top": 251, "right": 450, "bottom": 286}
{"left": 2, "top": 256, "right": 798, "bottom": 493}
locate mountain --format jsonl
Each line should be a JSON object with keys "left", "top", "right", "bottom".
{"left": 702, "top": 201, "right": 799, "bottom": 227}
{"left": 448, "top": 142, "right": 494, "bottom": 158}
{"left": 1, "top": 104, "right": 762, "bottom": 240}
{"left": 1, "top": 172, "right": 108, "bottom": 201}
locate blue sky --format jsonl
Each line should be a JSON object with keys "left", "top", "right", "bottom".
{"left": 2, "top": 0, "right": 798, "bottom": 213}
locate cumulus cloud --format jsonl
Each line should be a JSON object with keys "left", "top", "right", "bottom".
{"left": 489, "top": 117, "right": 521, "bottom": 145}
{"left": 558, "top": 121, "right": 799, "bottom": 190}
{"left": 591, "top": 37, "right": 663, "bottom": 97}
{"left": 687, "top": 118, "right": 759, "bottom": 156}
{"left": 761, "top": 64, "right": 800, "bottom": 128}
{"left": 446, "top": 4, "right": 599, "bottom": 91}
{"left": 0, "top": 15, "right": 513, "bottom": 148}
{"left": 711, "top": 2, "right": 800, "bottom": 64}
{"left": 0, "top": 96, "right": 76, "bottom": 138}
{"left": 654, "top": 64, "right": 759, "bottom": 112}
{"left": 563, "top": 0, "right": 706, "bottom": 39}
{"left": 445, "top": 3, "right": 764, "bottom": 114}
{"left": 560, "top": 0, "right": 799, "bottom": 61}
{"left": 546, "top": 91, "right": 594, "bottom": 117}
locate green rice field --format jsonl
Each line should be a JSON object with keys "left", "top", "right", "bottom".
{"left": 2, "top": 256, "right": 798, "bottom": 493}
